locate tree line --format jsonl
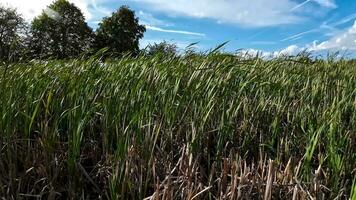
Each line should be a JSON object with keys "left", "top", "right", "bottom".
{"left": 0, "top": 0, "right": 151, "bottom": 62}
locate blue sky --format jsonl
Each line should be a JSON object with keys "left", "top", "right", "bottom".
{"left": 3, "top": 0, "right": 356, "bottom": 56}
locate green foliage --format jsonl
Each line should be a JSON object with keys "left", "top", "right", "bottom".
{"left": 1, "top": 3, "right": 148, "bottom": 61}
{"left": 0, "top": 54, "right": 355, "bottom": 199}
{"left": 351, "top": 178, "right": 356, "bottom": 200}
{"left": 145, "top": 40, "right": 178, "bottom": 56}
{"left": 95, "top": 6, "right": 146, "bottom": 56}
{"left": 0, "top": 5, "right": 27, "bottom": 62}
{"left": 30, "top": 0, "right": 93, "bottom": 59}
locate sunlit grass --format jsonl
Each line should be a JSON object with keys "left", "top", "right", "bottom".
{"left": 0, "top": 54, "right": 355, "bottom": 199}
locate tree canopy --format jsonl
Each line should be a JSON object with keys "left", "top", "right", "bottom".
{"left": 0, "top": 5, "right": 26, "bottom": 62}
{"left": 95, "top": 6, "right": 146, "bottom": 56}
{"left": 146, "top": 40, "right": 178, "bottom": 56}
{"left": 0, "top": 2, "right": 148, "bottom": 61}
{"left": 30, "top": 0, "right": 93, "bottom": 59}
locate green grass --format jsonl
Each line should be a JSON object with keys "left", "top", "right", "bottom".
{"left": 0, "top": 54, "right": 355, "bottom": 199}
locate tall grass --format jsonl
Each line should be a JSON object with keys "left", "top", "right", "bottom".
{"left": 0, "top": 54, "right": 355, "bottom": 199}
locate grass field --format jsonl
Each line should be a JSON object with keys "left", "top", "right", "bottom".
{"left": 0, "top": 53, "right": 355, "bottom": 199}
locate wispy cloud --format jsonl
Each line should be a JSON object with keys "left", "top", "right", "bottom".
{"left": 136, "top": 0, "right": 303, "bottom": 27}
{"left": 281, "top": 29, "right": 317, "bottom": 42}
{"left": 247, "top": 0, "right": 336, "bottom": 41}
{"left": 145, "top": 25, "right": 205, "bottom": 37}
{"left": 138, "top": 11, "right": 173, "bottom": 27}
{"left": 135, "top": 0, "right": 337, "bottom": 27}
{"left": 282, "top": 12, "right": 356, "bottom": 42}
{"left": 329, "top": 13, "right": 356, "bottom": 27}
{"left": 139, "top": 11, "right": 202, "bottom": 37}
{"left": 4, "top": 0, "right": 338, "bottom": 28}
{"left": 90, "top": 0, "right": 111, "bottom": 15}
{"left": 290, "top": 0, "right": 312, "bottom": 12}
{"left": 308, "top": 20, "right": 356, "bottom": 51}
{"left": 312, "top": 0, "right": 337, "bottom": 9}
{"left": 277, "top": 20, "right": 356, "bottom": 55}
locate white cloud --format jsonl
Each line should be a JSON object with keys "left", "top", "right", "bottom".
{"left": 279, "top": 45, "right": 304, "bottom": 55}
{"left": 3, "top": 0, "right": 338, "bottom": 28}
{"left": 145, "top": 25, "right": 205, "bottom": 37}
{"left": 90, "top": 0, "right": 111, "bottom": 16}
{"left": 270, "top": 20, "right": 356, "bottom": 57}
{"left": 290, "top": 0, "right": 336, "bottom": 11}
{"left": 329, "top": 13, "right": 356, "bottom": 27}
{"left": 43, "top": 8, "right": 62, "bottom": 21}
{"left": 238, "top": 49, "right": 272, "bottom": 58}
{"left": 1, "top": 0, "right": 94, "bottom": 21}
{"left": 280, "top": 12, "right": 356, "bottom": 43}
{"left": 281, "top": 29, "right": 317, "bottom": 42}
{"left": 312, "top": 0, "right": 337, "bottom": 9}
{"left": 138, "top": 11, "right": 172, "bottom": 27}
{"left": 308, "top": 20, "right": 356, "bottom": 51}
{"left": 139, "top": 11, "right": 205, "bottom": 37}
{"left": 137, "top": 0, "right": 300, "bottom": 27}
{"left": 290, "top": 0, "right": 312, "bottom": 12}
{"left": 136, "top": 0, "right": 336, "bottom": 27}
{"left": 238, "top": 45, "right": 305, "bottom": 58}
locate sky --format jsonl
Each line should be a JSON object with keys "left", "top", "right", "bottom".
{"left": 2, "top": 0, "right": 356, "bottom": 56}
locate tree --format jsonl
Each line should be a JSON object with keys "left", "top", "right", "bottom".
{"left": 145, "top": 40, "right": 178, "bottom": 56}
{"left": 30, "top": 0, "right": 93, "bottom": 59}
{"left": 0, "top": 5, "right": 27, "bottom": 62}
{"left": 95, "top": 6, "right": 146, "bottom": 56}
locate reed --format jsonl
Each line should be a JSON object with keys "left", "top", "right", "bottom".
{"left": 0, "top": 54, "right": 355, "bottom": 199}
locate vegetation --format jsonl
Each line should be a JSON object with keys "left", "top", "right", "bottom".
{"left": 0, "top": 53, "right": 355, "bottom": 199}
{"left": 0, "top": 1, "right": 146, "bottom": 61}
{"left": 145, "top": 40, "right": 178, "bottom": 57}
{"left": 0, "top": 5, "right": 27, "bottom": 62}
{"left": 0, "top": 0, "right": 355, "bottom": 199}
{"left": 95, "top": 6, "right": 146, "bottom": 56}
{"left": 30, "top": 0, "right": 94, "bottom": 59}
